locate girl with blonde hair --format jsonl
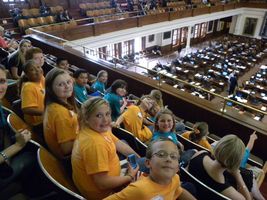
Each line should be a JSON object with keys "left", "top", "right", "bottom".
{"left": 7, "top": 39, "right": 32, "bottom": 79}
{"left": 72, "top": 97, "right": 139, "bottom": 199}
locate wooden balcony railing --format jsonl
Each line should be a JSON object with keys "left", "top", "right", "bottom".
{"left": 29, "top": 2, "right": 267, "bottom": 41}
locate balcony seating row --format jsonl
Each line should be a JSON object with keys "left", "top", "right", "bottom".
{"left": 80, "top": 2, "right": 111, "bottom": 10}
{"left": 86, "top": 8, "right": 116, "bottom": 17}
{"left": 25, "top": 20, "right": 77, "bottom": 34}
{"left": 18, "top": 16, "right": 56, "bottom": 32}
{"left": 21, "top": 6, "right": 64, "bottom": 18}
{"left": 94, "top": 13, "right": 130, "bottom": 23}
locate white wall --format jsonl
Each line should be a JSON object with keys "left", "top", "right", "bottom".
{"left": 145, "top": 32, "right": 163, "bottom": 48}
{"left": 145, "top": 31, "right": 173, "bottom": 48}
{"left": 229, "top": 15, "right": 238, "bottom": 34}
{"left": 162, "top": 31, "right": 172, "bottom": 46}
{"left": 233, "top": 8, "right": 265, "bottom": 39}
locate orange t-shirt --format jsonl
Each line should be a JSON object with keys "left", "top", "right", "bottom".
{"left": 104, "top": 174, "right": 183, "bottom": 200}
{"left": 72, "top": 127, "right": 120, "bottom": 200}
{"left": 182, "top": 131, "right": 212, "bottom": 151}
{"left": 43, "top": 103, "right": 78, "bottom": 159}
{"left": 121, "top": 105, "right": 152, "bottom": 142}
{"left": 21, "top": 77, "right": 45, "bottom": 126}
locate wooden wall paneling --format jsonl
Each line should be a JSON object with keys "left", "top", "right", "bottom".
{"left": 169, "top": 11, "right": 180, "bottom": 21}
{"left": 156, "top": 12, "right": 169, "bottom": 23}
{"left": 244, "top": 2, "right": 267, "bottom": 9}
{"left": 192, "top": 7, "right": 210, "bottom": 16}
{"left": 223, "top": 2, "right": 236, "bottom": 11}
{"left": 137, "top": 15, "right": 159, "bottom": 27}
{"left": 0, "top": 1, "right": 31, "bottom": 18}
{"left": 48, "top": 24, "right": 94, "bottom": 40}
{"left": 169, "top": 9, "right": 193, "bottom": 20}
{"left": 0, "top": 2, "right": 10, "bottom": 18}
{"left": 161, "top": 44, "right": 172, "bottom": 54}
{"left": 28, "top": 0, "right": 40, "bottom": 8}
{"left": 180, "top": 9, "right": 193, "bottom": 18}
{"left": 94, "top": 18, "right": 137, "bottom": 36}
{"left": 210, "top": 5, "right": 224, "bottom": 13}
{"left": 235, "top": 2, "right": 244, "bottom": 8}
{"left": 26, "top": 35, "right": 267, "bottom": 161}
{"left": 169, "top": 10, "right": 186, "bottom": 20}
{"left": 44, "top": 0, "right": 69, "bottom": 8}
{"left": 68, "top": 0, "right": 82, "bottom": 9}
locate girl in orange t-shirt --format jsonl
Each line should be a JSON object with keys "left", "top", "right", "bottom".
{"left": 72, "top": 97, "right": 140, "bottom": 200}
{"left": 43, "top": 68, "right": 78, "bottom": 160}
{"left": 181, "top": 122, "right": 212, "bottom": 151}
{"left": 19, "top": 60, "right": 45, "bottom": 134}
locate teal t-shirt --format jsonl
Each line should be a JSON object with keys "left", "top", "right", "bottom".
{"left": 152, "top": 131, "right": 178, "bottom": 144}
{"left": 92, "top": 81, "right": 105, "bottom": 94}
{"left": 74, "top": 83, "right": 88, "bottom": 103}
{"left": 104, "top": 92, "right": 122, "bottom": 121}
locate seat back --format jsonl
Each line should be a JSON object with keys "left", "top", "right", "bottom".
{"left": 27, "top": 18, "right": 38, "bottom": 27}
{"left": 36, "top": 17, "right": 46, "bottom": 25}
{"left": 0, "top": 47, "right": 9, "bottom": 59}
{"left": 180, "top": 167, "right": 231, "bottom": 200}
{"left": 37, "top": 147, "right": 85, "bottom": 200}
{"left": 45, "top": 15, "right": 55, "bottom": 24}
{"left": 3, "top": 106, "right": 40, "bottom": 148}
{"left": 7, "top": 112, "right": 29, "bottom": 131}
{"left": 7, "top": 112, "right": 46, "bottom": 146}
{"left": 112, "top": 127, "right": 147, "bottom": 157}
{"left": 74, "top": 97, "right": 82, "bottom": 108}
{"left": 18, "top": 19, "right": 29, "bottom": 30}
{"left": 177, "top": 134, "right": 210, "bottom": 152}
{"left": 11, "top": 99, "right": 24, "bottom": 119}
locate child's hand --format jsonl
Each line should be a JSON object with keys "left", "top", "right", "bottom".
{"left": 111, "top": 121, "right": 120, "bottom": 128}
{"left": 15, "top": 129, "right": 31, "bottom": 148}
{"left": 127, "top": 163, "right": 139, "bottom": 182}
{"left": 122, "top": 97, "right": 127, "bottom": 106}
{"left": 250, "top": 131, "right": 257, "bottom": 141}
{"left": 179, "top": 143, "right": 184, "bottom": 152}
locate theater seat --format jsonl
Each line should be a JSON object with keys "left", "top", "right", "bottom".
{"left": 112, "top": 127, "right": 147, "bottom": 157}
{"left": 7, "top": 112, "right": 45, "bottom": 147}
{"left": 37, "top": 147, "right": 85, "bottom": 200}
{"left": 0, "top": 47, "right": 9, "bottom": 61}
{"left": 180, "top": 167, "right": 231, "bottom": 200}
{"left": 11, "top": 99, "right": 24, "bottom": 120}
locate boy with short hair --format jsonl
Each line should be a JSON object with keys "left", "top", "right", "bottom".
{"left": 56, "top": 57, "right": 70, "bottom": 71}
{"left": 104, "top": 138, "right": 197, "bottom": 200}
{"left": 73, "top": 69, "right": 89, "bottom": 103}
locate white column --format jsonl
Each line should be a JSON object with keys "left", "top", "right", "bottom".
{"left": 185, "top": 25, "right": 192, "bottom": 55}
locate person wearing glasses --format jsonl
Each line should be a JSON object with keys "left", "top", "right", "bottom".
{"left": 104, "top": 138, "right": 196, "bottom": 200}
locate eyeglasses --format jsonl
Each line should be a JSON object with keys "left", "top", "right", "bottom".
{"left": 152, "top": 150, "right": 179, "bottom": 160}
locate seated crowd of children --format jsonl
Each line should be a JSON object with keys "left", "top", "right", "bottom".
{"left": 0, "top": 41, "right": 265, "bottom": 200}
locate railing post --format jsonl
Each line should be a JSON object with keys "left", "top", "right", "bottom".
{"left": 220, "top": 98, "right": 227, "bottom": 113}
{"left": 114, "top": 58, "right": 117, "bottom": 69}
{"left": 83, "top": 46, "right": 86, "bottom": 57}
{"left": 157, "top": 72, "right": 162, "bottom": 88}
